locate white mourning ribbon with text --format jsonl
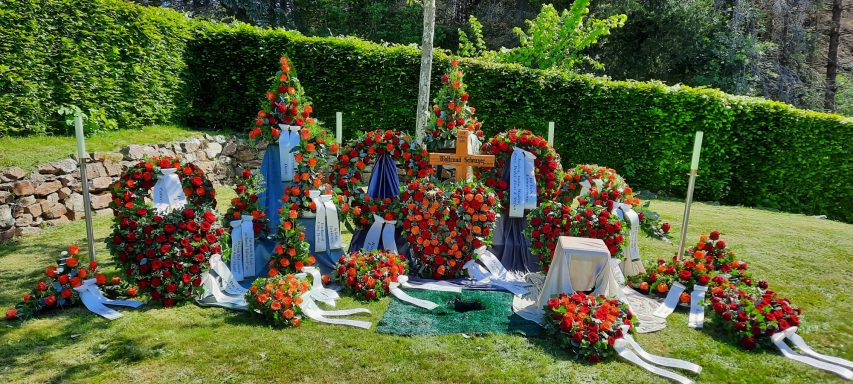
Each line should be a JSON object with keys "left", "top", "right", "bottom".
{"left": 229, "top": 220, "right": 245, "bottom": 281}
{"left": 771, "top": 327, "right": 853, "bottom": 379}
{"left": 301, "top": 266, "right": 339, "bottom": 307}
{"left": 389, "top": 275, "right": 463, "bottom": 310}
{"left": 199, "top": 254, "right": 249, "bottom": 310}
{"left": 240, "top": 215, "right": 256, "bottom": 277}
{"left": 509, "top": 147, "right": 537, "bottom": 218}
{"left": 152, "top": 168, "right": 187, "bottom": 213}
{"left": 653, "top": 281, "right": 686, "bottom": 319}
{"left": 73, "top": 279, "right": 143, "bottom": 320}
{"left": 309, "top": 190, "right": 343, "bottom": 252}
{"left": 613, "top": 325, "right": 702, "bottom": 384}
{"left": 278, "top": 125, "right": 301, "bottom": 182}
{"left": 295, "top": 269, "right": 372, "bottom": 328}
{"left": 464, "top": 247, "right": 528, "bottom": 295}
{"left": 363, "top": 214, "right": 397, "bottom": 253}
{"left": 652, "top": 281, "right": 709, "bottom": 328}
{"left": 615, "top": 203, "right": 642, "bottom": 264}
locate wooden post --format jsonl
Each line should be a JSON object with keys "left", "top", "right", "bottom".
{"left": 415, "top": 0, "right": 437, "bottom": 144}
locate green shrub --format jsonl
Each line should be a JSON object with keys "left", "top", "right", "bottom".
{"left": 0, "top": 0, "right": 192, "bottom": 135}
{"left": 1, "top": 0, "right": 850, "bottom": 222}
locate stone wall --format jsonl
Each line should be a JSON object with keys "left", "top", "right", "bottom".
{"left": 0, "top": 135, "right": 259, "bottom": 240}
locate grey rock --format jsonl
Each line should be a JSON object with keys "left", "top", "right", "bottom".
{"left": 18, "top": 195, "right": 37, "bottom": 207}
{"left": 0, "top": 205, "right": 13, "bottom": 228}
{"left": 0, "top": 191, "right": 10, "bottom": 204}
{"left": 43, "top": 202, "right": 67, "bottom": 219}
{"left": 38, "top": 163, "right": 58, "bottom": 174}
{"left": 2, "top": 167, "right": 25, "bottom": 180}
{"left": 103, "top": 160, "right": 122, "bottom": 177}
{"left": 65, "top": 193, "right": 84, "bottom": 212}
{"left": 183, "top": 139, "right": 201, "bottom": 152}
{"left": 12, "top": 180, "right": 35, "bottom": 196}
{"left": 15, "top": 214, "right": 33, "bottom": 227}
{"left": 90, "top": 176, "right": 113, "bottom": 191}
{"left": 53, "top": 159, "right": 79, "bottom": 174}
{"left": 45, "top": 216, "right": 70, "bottom": 226}
{"left": 123, "top": 144, "right": 146, "bottom": 160}
{"left": 91, "top": 193, "right": 112, "bottom": 210}
{"left": 15, "top": 226, "right": 41, "bottom": 237}
{"left": 222, "top": 142, "right": 237, "bottom": 156}
{"left": 23, "top": 200, "right": 42, "bottom": 216}
{"left": 205, "top": 142, "right": 223, "bottom": 159}
{"left": 58, "top": 187, "right": 72, "bottom": 199}
{"left": 45, "top": 192, "right": 59, "bottom": 204}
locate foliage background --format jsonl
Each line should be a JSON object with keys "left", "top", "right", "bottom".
{"left": 1, "top": 0, "right": 851, "bottom": 223}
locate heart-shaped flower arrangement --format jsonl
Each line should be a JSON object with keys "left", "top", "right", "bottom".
{"left": 107, "top": 156, "right": 223, "bottom": 307}
{"left": 400, "top": 180, "right": 499, "bottom": 279}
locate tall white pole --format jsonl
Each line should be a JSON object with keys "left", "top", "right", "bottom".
{"left": 415, "top": 0, "right": 436, "bottom": 144}
{"left": 336, "top": 112, "right": 343, "bottom": 144}
{"left": 676, "top": 131, "right": 703, "bottom": 261}
{"left": 547, "top": 122, "right": 555, "bottom": 146}
{"left": 75, "top": 115, "right": 96, "bottom": 262}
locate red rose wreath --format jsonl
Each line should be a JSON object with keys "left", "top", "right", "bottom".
{"left": 329, "top": 129, "right": 434, "bottom": 228}
{"left": 107, "top": 156, "right": 223, "bottom": 307}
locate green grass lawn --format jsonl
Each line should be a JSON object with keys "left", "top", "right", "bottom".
{"left": 0, "top": 189, "right": 850, "bottom": 383}
{"left": 0, "top": 125, "right": 216, "bottom": 172}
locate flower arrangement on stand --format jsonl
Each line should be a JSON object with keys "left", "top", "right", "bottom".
{"left": 245, "top": 274, "right": 310, "bottom": 327}
{"left": 423, "top": 59, "right": 484, "bottom": 150}
{"left": 223, "top": 167, "right": 269, "bottom": 238}
{"left": 559, "top": 164, "right": 671, "bottom": 241}
{"left": 332, "top": 250, "right": 407, "bottom": 301}
{"left": 5, "top": 245, "right": 107, "bottom": 320}
{"left": 329, "top": 129, "right": 434, "bottom": 229}
{"left": 249, "top": 56, "right": 316, "bottom": 144}
{"left": 107, "top": 156, "right": 222, "bottom": 307}
{"left": 476, "top": 129, "right": 562, "bottom": 210}
{"left": 282, "top": 127, "right": 341, "bottom": 214}
{"left": 399, "top": 180, "right": 499, "bottom": 279}
{"left": 270, "top": 208, "right": 316, "bottom": 275}
{"left": 543, "top": 292, "right": 637, "bottom": 363}
{"left": 525, "top": 201, "right": 626, "bottom": 271}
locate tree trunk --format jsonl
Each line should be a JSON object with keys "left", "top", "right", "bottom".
{"left": 824, "top": 0, "right": 842, "bottom": 112}
{"left": 415, "top": 0, "right": 437, "bottom": 143}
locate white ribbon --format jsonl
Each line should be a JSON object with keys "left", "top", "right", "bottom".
{"left": 278, "top": 124, "right": 301, "bottom": 182}
{"left": 772, "top": 327, "right": 853, "bottom": 379}
{"left": 72, "top": 279, "right": 143, "bottom": 320}
{"left": 298, "top": 296, "right": 372, "bottom": 329}
{"left": 300, "top": 266, "right": 339, "bottom": 307}
{"left": 653, "top": 281, "right": 686, "bottom": 318}
{"left": 363, "top": 214, "right": 397, "bottom": 253}
{"left": 390, "top": 275, "right": 440, "bottom": 310}
{"left": 464, "top": 247, "right": 528, "bottom": 295}
{"left": 229, "top": 220, "right": 245, "bottom": 281}
{"left": 578, "top": 180, "right": 592, "bottom": 199}
{"left": 310, "top": 190, "right": 343, "bottom": 253}
{"left": 209, "top": 254, "right": 249, "bottom": 296}
{"left": 614, "top": 325, "right": 701, "bottom": 384}
{"left": 509, "top": 147, "right": 537, "bottom": 218}
{"left": 616, "top": 203, "right": 642, "bottom": 263}
{"left": 152, "top": 168, "right": 187, "bottom": 213}
{"left": 240, "top": 215, "right": 256, "bottom": 278}
{"left": 687, "top": 284, "right": 708, "bottom": 329}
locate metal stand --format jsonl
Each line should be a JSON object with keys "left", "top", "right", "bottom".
{"left": 75, "top": 115, "right": 96, "bottom": 262}
{"left": 675, "top": 169, "right": 698, "bottom": 261}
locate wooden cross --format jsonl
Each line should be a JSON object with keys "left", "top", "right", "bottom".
{"left": 428, "top": 130, "right": 495, "bottom": 182}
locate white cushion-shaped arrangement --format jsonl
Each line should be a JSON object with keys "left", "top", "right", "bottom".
{"left": 535, "top": 236, "right": 623, "bottom": 308}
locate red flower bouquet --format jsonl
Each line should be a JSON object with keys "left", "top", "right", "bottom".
{"left": 107, "top": 156, "right": 222, "bottom": 307}
{"left": 333, "top": 250, "right": 407, "bottom": 301}
{"left": 6, "top": 245, "right": 106, "bottom": 320}
{"left": 543, "top": 292, "right": 637, "bottom": 363}
{"left": 329, "top": 129, "right": 434, "bottom": 228}
{"left": 526, "top": 201, "right": 626, "bottom": 271}
{"left": 246, "top": 274, "right": 310, "bottom": 327}
{"left": 400, "top": 180, "right": 499, "bottom": 279}
{"left": 476, "top": 129, "right": 562, "bottom": 212}
{"left": 270, "top": 208, "right": 316, "bottom": 275}
{"left": 249, "top": 56, "right": 316, "bottom": 144}
{"left": 708, "top": 280, "right": 802, "bottom": 350}
{"left": 423, "top": 59, "right": 484, "bottom": 150}
{"left": 223, "top": 167, "right": 269, "bottom": 238}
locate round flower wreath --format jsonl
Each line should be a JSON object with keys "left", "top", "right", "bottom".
{"left": 399, "top": 180, "right": 498, "bottom": 279}
{"left": 329, "top": 129, "right": 434, "bottom": 227}
{"left": 107, "top": 156, "right": 223, "bottom": 307}
{"left": 332, "top": 250, "right": 408, "bottom": 301}
{"left": 543, "top": 292, "right": 637, "bottom": 363}
{"left": 526, "top": 201, "right": 625, "bottom": 272}
{"left": 246, "top": 274, "right": 310, "bottom": 328}
{"left": 558, "top": 164, "right": 636, "bottom": 206}
{"left": 476, "top": 129, "right": 563, "bottom": 211}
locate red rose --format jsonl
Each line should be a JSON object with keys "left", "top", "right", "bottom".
{"left": 44, "top": 295, "right": 57, "bottom": 306}
{"left": 183, "top": 208, "right": 196, "bottom": 219}
{"left": 96, "top": 274, "right": 107, "bottom": 285}
{"left": 698, "top": 275, "right": 710, "bottom": 286}
{"left": 60, "top": 289, "right": 72, "bottom": 299}
{"left": 5, "top": 308, "right": 17, "bottom": 320}
{"left": 709, "top": 231, "right": 720, "bottom": 240}
{"left": 716, "top": 240, "right": 726, "bottom": 249}
{"left": 58, "top": 274, "right": 69, "bottom": 285}
{"left": 739, "top": 337, "right": 756, "bottom": 350}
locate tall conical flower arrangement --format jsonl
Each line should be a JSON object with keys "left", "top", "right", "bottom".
{"left": 249, "top": 56, "right": 316, "bottom": 144}
{"left": 424, "top": 59, "right": 484, "bottom": 150}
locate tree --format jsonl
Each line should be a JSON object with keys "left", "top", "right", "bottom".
{"left": 501, "top": 1, "right": 626, "bottom": 71}
{"left": 824, "top": 0, "right": 842, "bottom": 111}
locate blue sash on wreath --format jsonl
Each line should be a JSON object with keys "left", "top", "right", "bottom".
{"left": 348, "top": 153, "right": 407, "bottom": 256}
{"left": 258, "top": 144, "right": 286, "bottom": 235}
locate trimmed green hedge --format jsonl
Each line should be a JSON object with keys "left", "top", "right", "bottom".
{"left": 0, "top": 0, "right": 191, "bottom": 135}
{"left": 1, "top": 0, "right": 851, "bottom": 222}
